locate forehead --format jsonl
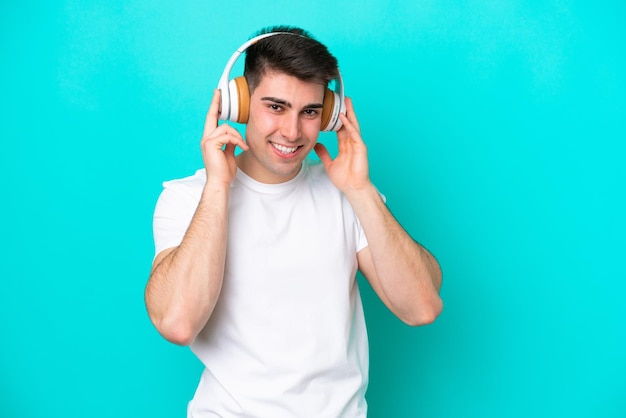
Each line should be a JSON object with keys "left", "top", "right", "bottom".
{"left": 252, "top": 71, "right": 325, "bottom": 102}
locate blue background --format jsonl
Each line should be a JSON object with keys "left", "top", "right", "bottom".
{"left": 1, "top": 1, "right": 624, "bottom": 417}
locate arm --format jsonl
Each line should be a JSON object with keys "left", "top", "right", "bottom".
{"left": 351, "top": 187, "right": 443, "bottom": 326}
{"left": 145, "top": 90, "right": 249, "bottom": 345}
{"left": 314, "top": 98, "right": 442, "bottom": 326}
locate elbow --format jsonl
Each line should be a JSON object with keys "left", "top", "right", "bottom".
{"left": 405, "top": 265, "right": 444, "bottom": 326}
{"left": 147, "top": 310, "right": 198, "bottom": 346}
{"left": 145, "top": 290, "right": 200, "bottom": 346}
{"left": 159, "top": 324, "right": 197, "bottom": 346}
{"left": 402, "top": 295, "right": 443, "bottom": 327}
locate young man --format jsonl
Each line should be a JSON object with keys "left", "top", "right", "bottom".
{"left": 145, "top": 26, "right": 443, "bottom": 417}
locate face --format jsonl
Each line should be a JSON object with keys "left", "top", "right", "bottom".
{"left": 237, "top": 71, "right": 325, "bottom": 184}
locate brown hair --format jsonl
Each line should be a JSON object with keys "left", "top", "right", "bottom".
{"left": 244, "top": 25, "right": 339, "bottom": 93}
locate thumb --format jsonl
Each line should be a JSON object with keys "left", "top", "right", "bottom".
{"left": 314, "top": 143, "right": 332, "bottom": 170}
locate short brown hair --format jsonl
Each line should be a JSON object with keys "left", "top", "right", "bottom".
{"left": 244, "top": 26, "right": 339, "bottom": 93}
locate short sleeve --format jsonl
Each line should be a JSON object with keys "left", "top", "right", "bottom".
{"left": 355, "top": 217, "right": 369, "bottom": 253}
{"left": 355, "top": 187, "right": 386, "bottom": 253}
{"left": 153, "top": 173, "right": 204, "bottom": 257}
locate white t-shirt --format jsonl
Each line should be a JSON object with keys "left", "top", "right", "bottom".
{"left": 153, "top": 161, "right": 370, "bottom": 417}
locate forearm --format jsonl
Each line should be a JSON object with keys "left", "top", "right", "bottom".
{"left": 145, "top": 184, "right": 230, "bottom": 345}
{"left": 348, "top": 184, "right": 443, "bottom": 325}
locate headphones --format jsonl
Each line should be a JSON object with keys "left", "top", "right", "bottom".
{"left": 217, "top": 32, "right": 346, "bottom": 132}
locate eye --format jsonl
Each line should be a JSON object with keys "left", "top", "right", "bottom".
{"left": 303, "top": 108, "right": 320, "bottom": 118}
{"left": 268, "top": 104, "right": 283, "bottom": 112}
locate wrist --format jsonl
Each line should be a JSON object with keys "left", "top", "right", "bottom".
{"left": 343, "top": 182, "right": 381, "bottom": 206}
{"left": 201, "top": 180, "right": 231, "bottom": 201}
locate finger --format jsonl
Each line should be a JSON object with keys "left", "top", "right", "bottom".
{"left": 314, "top": 143, "right": 333, "bottom": 169}
{"left": 202, "top": 131, "right": 248, "bottom": 152}
{"left": 338, "top": 112, "right": 364, "bottom": 146}
{"left": 202, "top": 89, "right": 221, "bottom": 138}
{"left": 335, "top": 126, "right": 351, "bottom": 154}
{"left": 223, "top": 142, "right": 237, "bottom": 157}
{"left": 218, "top": 132, "right": 248, "bottom": 151}
{"left": 202, "top": 121, "right": 248, "bottom": 148}
{"left": 344, "top": 97, "right": 361, "bottom": 133}
{"left": 206, "top": 123, "right": 243, "bottom": 140}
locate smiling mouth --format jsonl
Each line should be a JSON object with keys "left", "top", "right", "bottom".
{"left": 270, "top": 142, "right": 300, "bottom": 155}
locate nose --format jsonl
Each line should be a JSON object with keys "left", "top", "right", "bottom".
{"left": 279, "top": 112, "right": 300, "bottom": 141}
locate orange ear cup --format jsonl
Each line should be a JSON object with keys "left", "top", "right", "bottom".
{"left": 233, "top": 76, "right": 250, "bottom": 124}
{"left": 321, "top": 88, "right": 335, "bottom": 131}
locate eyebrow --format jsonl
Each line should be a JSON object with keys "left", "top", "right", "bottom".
{"left": 260, "top": 96, "right": 324, "bottom": 109}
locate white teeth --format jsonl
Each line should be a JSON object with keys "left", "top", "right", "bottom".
{"left": 271, "top": 142, "right": 298, "bottom": 154}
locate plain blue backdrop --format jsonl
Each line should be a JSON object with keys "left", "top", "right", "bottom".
{"left": 1, "top": 1, "right": 624, "bottom": 417}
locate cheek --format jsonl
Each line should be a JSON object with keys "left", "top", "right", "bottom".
{"left": 248, "top": 109, "right": 279, "bottom": 134}
{"left": 302, "top": 119, "right": 322, "bottom": 139}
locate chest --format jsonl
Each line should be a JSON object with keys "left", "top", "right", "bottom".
{"left": 224, "top": 181, "right": 360, "bottom": 296}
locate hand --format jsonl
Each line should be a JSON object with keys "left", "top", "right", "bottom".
{"left": 314, "top": 97, "right": 371, "bottom": 194}
{"left": 200, "top": 89, "right": 249, "bottom": 186}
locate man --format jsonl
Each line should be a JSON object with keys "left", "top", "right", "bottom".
{"left": 145, "top": 26, "right": 443, "bottom": 417}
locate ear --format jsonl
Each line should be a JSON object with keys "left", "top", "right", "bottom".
{"left": 321, "top": 88, "right": 343, "bottom": 132}
{"left": 228, "top": 76, "right": 250, "bottom": 124}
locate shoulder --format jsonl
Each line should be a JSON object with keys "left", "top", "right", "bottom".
{"left": 162, "top": 168, "right": 206, "bottom": 191}
{"left": 156, "top": 169, "right": 206, "bottom": 208}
